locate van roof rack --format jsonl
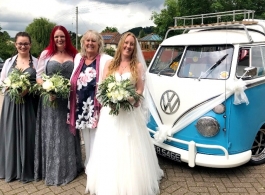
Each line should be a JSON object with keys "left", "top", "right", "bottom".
{"left": 165, "top": 10, "right": 264, "bottom": 40}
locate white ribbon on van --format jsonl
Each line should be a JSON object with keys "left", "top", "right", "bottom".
{"left": 147, "top": 78, "right": 249, "bottom": 143}
{"left": 145, "top": 88, "right": 172, "bottom": 142}
{"left": 227, "top": 79, "right": 249, "bottom": 105}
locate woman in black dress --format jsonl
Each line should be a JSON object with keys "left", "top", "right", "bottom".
{"left": 0, "top": 32, "right": 38, "bottom": 183}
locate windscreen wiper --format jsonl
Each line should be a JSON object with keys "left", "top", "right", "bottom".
{"left": 198, "top": 54, "right": 228, "bottom": 80}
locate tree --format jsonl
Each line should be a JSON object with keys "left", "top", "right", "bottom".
{"left": 138, "top": 29, "right": 146, "bottom": 38}
{"left": 178, "top": 0, "right": 212, "bottom": 17}
{"left": 151, "top": 0, "right": 179, "bottom": 38}
{"left": 26, "top": 17, "right": 56, "bottom": 56}
{"left": 0, "top": 28, "right": 10, "bottom": 42}
{"left": 0, "top": 27, "right": 13, "bottom": 60}
{"left": 151, "top": 0, "right": 265, "bottom": 38}
{"left": 127, "top": 26, "right": 154, "bottom": 37}
{"left": 104, "top": 47, "right": 115, "bottom": 57}
{"left": 101, "top": 27, "right": 118, "bottom": 33}
{"left": 179, "top": 0, "right": 265, "bottom": 23}
{"left": 69, "top": 31, "right": 81, "bottom": 51}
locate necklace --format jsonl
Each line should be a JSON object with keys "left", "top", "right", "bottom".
{"left": 119, "top": 65, "right": 128, "bottom": 75}
{"left": 17, "top": 58, "right": 29, "bottom": 65}
{"left": 121, "top": 65, "right": 127, "bottom": 71}
{"left": 22, "top": 59, "right": 30, "bottom": 64}
{"left": 119, "top": 60, "right": 130, "bottom": 74}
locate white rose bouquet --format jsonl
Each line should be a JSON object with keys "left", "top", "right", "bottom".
{"left": 97, "top": 75, "right": 142, "bottom": 115}
{"left": 30, "top": 73, "right": 71, "bottom": 108}
{"left": 0, "top": 68, "right": 31, "bottom": 104}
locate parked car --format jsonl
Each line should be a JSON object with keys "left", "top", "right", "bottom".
{"left": 146, "top": 10, "right": 265, "bottom": 168}
{"left": 0, "top": 57, "right": 4, "bottom": 72}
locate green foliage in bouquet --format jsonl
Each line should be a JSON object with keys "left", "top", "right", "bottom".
{"left": 97, "top": 75, "right": 143, "bottom": 115}
{"left": 0, "top": 68, "right": 31, "bottom": 104}
{"left": 30, "top": 73, "right": 71, "bottom": 108}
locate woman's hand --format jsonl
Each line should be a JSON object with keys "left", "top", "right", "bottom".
{"left": 133, "top": 100, "right": 140, "bottom": 107}
{"left": 4, "top": 87, "right": 9, "bottom": 92}
{"left": 20, "top": 89, "right": 29, "bottom": 97}
{"left": 36, "top": 78, "right": 44, "bottom": 84}
{"left": 128, "top": 96, "right": 135, "bottom": 105}
{"left": 49, "top": 94, "right": 56, "bottom": 101}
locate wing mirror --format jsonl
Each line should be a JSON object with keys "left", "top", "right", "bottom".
{"left": 240, "top": 67, "right": 257, "bottom": 79}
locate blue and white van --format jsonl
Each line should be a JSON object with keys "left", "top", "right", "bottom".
{"left": 146, "top": 10, "right": 265, "bottom": 168}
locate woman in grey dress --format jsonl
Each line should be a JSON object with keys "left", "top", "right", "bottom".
{"left": 34, "top": 25, "right": 83, "bottom": 186}
{"left": 0, "top": 32, "right": 38, "bottom": 183}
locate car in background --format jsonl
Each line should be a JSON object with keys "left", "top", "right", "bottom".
{"left": 0, "top": 57, "right": 4, "bottom": 72}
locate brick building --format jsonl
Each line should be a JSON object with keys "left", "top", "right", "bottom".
{"left": 101, "top": 32, "right": 122, "bottom": 50}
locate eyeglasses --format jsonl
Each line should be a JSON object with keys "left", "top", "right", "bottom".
{"left": 16, "top": 42, "right": 31, "bottom": 47}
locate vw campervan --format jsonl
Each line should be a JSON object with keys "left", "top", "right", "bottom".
{"left": 146, "top": 10, "right": 265, "bottom": 168}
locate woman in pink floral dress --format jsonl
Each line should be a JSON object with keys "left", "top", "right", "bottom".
{"left": 68, "top": 30, "right": 112, "bottom": 166}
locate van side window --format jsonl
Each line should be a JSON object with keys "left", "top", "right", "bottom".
{"left": 251, "top": 46, "right": 265, "bottom": 76}
{"left": 149, "top": 46, "right": 185, "bottom": 76}
{"left": 236, "top": 48, "right": 250, "bottom": 76}
{"left": 236, "top": 46, "right": 265, "bottom": 78}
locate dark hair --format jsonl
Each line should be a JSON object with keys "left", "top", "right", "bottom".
{"left": 9, "top": 32, "right": 32, "bottom": 61}
{"left": 15, "top": 32, "right": 32, "bottom": 43}
{"left": 43, "top": 25, "right": 77, "bottom": 58}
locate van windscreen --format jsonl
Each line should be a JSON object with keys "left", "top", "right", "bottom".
{"left": 149, "top": 46, "right": 185, "bottom": 77}
{"left": 178, "top": 45, "right": 234, "bottom": 80}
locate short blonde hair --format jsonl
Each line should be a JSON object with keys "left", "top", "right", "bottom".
{"left": 80, "top": 30, "right": 104, "bottom": 57}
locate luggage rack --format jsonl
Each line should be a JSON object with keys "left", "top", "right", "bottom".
{"left": 164, "top": 10, "right": 265, "bottom": 41}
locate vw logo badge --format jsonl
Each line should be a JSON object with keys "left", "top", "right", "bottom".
{"left": 160, "top": 90, "right": 180, "bottom": 114}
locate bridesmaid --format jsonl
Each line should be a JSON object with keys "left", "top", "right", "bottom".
{"left": 0, "top": 32, "right": 38, "bottom": 183}
{"left": 34, "top": 25, "right": 83, "bottom": 186}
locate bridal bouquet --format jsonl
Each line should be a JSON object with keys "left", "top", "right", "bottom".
{"left": 30, "top": 73, "right": 71, "bottom": 108}
{"left": 0, "top": 68, "right": 31, "bottom": 104}
{"left": 97, "top": 75, "right": 142, "bottom": 115}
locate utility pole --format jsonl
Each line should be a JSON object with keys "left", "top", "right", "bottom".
{"left": 76, "top": 6, "right": 78, "bottom": 50}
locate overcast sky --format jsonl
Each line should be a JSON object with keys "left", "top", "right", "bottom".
{"left": 0, "top": 0, "right": 164, "bottom": 37}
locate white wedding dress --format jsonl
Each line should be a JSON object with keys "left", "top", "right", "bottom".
{"left": 85, "top": 72, "right": 164, "bottom": 195}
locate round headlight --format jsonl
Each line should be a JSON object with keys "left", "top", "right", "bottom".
{"left": 196, "top": 116, "right": 220, "bottom": 137}
{"left": 213, "top": 104, "right": 225, "bottom": 114}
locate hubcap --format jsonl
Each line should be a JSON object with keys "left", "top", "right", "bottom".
{"left": 251, "top": 129, "right": 265, "bottom": 161}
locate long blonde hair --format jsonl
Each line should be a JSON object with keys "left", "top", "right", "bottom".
{"left": 107, "top": 32, "right": 139, "bottom": 81}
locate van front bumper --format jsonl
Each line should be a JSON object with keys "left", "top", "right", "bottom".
{"left": 150, "top": 130, "right": 251, "bottom": 168}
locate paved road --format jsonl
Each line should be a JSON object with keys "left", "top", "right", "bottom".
{"left": 1, "top": 153, "right": 265, "bottom": 195}
{"left": 0, "top": 94, "right": 265, "bottom": 194}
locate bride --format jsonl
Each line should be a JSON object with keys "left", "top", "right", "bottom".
{"left": 85, "top": 32, "right": 164, "bottom": 195}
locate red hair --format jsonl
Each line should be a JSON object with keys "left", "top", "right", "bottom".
{"left": 44, "top": 25, "right": 77, "bottom": 58}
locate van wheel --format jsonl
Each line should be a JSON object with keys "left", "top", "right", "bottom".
{"left": 250, "top": 129, "right": 265, "bottom": 165}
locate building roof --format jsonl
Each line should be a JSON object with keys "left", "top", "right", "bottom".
{"left": 139, "top": 33, "right": 162, "bottom": 42}
{"left": 101, "top": 32, "right": 122, "bottom": 45}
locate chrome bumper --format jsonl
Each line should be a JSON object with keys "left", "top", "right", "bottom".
{"left": 149, "top": 129, "right": 251, "bottom": 168}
